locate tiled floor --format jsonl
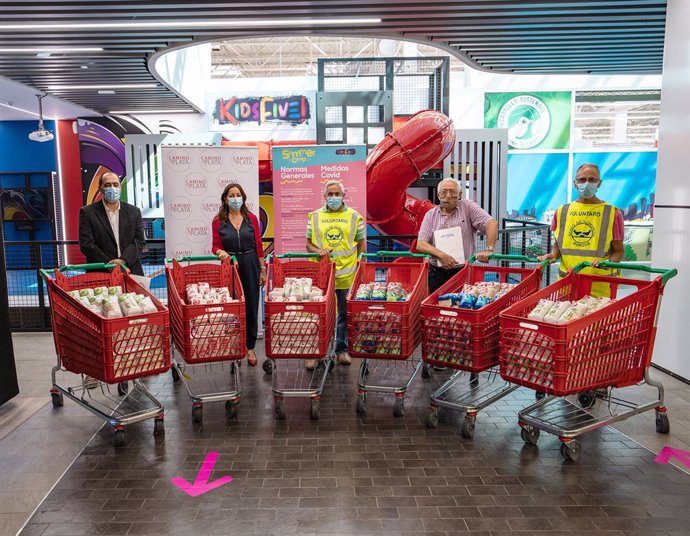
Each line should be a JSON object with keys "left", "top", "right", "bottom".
{"left": 2, "top": 332, "right": 689, "bottom": 536}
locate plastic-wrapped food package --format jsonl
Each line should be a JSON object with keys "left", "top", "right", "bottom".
{"left": 102, "top": 295, "right": 123, "bottom": 318}
{"left": 79, "top": 288, "right": 95, "bottom": 298}
{"left": 355, "top": 283, "right": 372, "bottom": 300}
{"left": 108, "top": 286, "right": 123, "bottom": 296}
{"left": 543, "top": 301, "right": 572, "bottom": 323}
{"left": 93, "top": 286, "right": 109, "bottom": 296}
{"left": 527, "top": 299, "right": 555, "bottom": 321}
{"left": 119, "top": 294, "right": 143, "bottom": 317}
{"left": 134, "top": 294, "right": 157, "bottom": 314}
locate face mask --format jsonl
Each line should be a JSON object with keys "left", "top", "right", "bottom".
{"left": 227, "top": 197, "right": 244, "bottom": 210}
{"left": 103, "top": 187, "right": 121, "bottom": 203}
{"left": 326, "top": 196, "right": 343, "bottom": 210}
{"left": 576, "top": 182, "right": 599, "bottom": 199}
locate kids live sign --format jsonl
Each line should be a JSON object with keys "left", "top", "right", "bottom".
{"left": 213, "top": 95, "right": 310, "bottom": 126}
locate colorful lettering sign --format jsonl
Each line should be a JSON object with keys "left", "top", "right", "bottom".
{"left": 213, "top": 95, "right": 311, "bottom": 126}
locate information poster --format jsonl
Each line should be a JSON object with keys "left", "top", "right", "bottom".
{"left": 161, "top": 146, "right": 259, "bottom": 260}
{"left": 272, "top": 145, "right": 367, "bottom": 254}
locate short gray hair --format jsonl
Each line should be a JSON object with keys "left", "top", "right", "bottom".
{"left": 437, "top": 177, "right": 461, "bottom": 194}
{"left": 575, "top": 163, "right": 601, "bottom": 176}
{"left": 323, "top": 180, "right": 345, "bottom": 195}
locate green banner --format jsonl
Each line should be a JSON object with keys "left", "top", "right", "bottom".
{"left": 484, "top": 91, "right": 572, "bottom": 150}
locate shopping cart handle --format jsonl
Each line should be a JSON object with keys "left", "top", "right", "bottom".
{"left": 39, "top": 262, "right": 125, "bottom": 281}
{"left": 165, "top": 255, "right": 236, "bottom": 264}
{"left": 360, "top": 251, "right": 429, "bottom": 259}
{"left": 576, "top": 260, "right": 678, "bottom": 286}
{"left": 269, "top": 252, "right": 333, "bottom": 261}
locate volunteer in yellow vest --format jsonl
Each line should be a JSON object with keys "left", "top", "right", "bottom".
{"left": 306, "top": 180, "right": 366, "bottom": 370}
{"left": 538, "top": 163, "right": 624, "bottom": 297}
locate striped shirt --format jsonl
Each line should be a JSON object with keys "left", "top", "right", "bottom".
{"left": 417, "top": 200, "right": 494, "bottom": 265}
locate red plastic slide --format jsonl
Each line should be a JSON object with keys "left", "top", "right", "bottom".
{"left": 366, "top": 110, "right": 455, "bottom": 237}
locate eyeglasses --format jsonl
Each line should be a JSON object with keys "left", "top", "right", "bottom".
{"left": 438, "top": 189, "right": 459, "bottom": 198}
{"left": 575, "top": 177, "right": 600, "bottom": 184}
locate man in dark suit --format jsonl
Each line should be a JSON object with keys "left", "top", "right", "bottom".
{"left": 78, "top": 172, "right": 146, "bottom": 276}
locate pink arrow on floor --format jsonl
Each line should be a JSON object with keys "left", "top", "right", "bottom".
{"left": 654, "top": 446, "right": 690, "bottom": 469}
{"left": 171, "top": 451, "right": 233, "bottom": 497}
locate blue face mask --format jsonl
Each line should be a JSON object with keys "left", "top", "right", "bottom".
{"left": 103, "top": 187, "right": 121, "bottom": 203}
{"left": 576, "top": 182, "right": 599, "bottom": 199}
{"left": 326, "top": 196, "right": 343, "bottom": 210}
{"left": 227, "top": 197, "right": 244, "bottom": 210}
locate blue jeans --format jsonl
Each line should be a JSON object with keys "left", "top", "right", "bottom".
{"left": 335, "top": 288, "right": 349, "bottom": 353}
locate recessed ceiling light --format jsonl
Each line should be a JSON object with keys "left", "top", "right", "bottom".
{"left": 0, "top": 18, "right": 380, "bottom": 30}
{"left": 98, "top": 90, "right": 115, "bottom": 95}
{"left": 109, "top": 109, "right": 198, "bottom": 114}
{"left": 0, "top": 47, "right": 104, "bottom": 53}
{"left": 47, "top": 83, "right": 158, "bottom": 90}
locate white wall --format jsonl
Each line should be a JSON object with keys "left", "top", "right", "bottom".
{"left": 153, "top": 43, "right": 212, "bottom": 111}
{"left": 650, "top": 0, "right": 690, "bottom": 380}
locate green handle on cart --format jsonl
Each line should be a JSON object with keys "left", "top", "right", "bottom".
{"left": 39, "top": 262, "right": 123, "bottom": 281}
{"left": 466, "top": 254, "right": 550, "bottom": 270}
{"left": 266, "top": 252, "right": 332, "bottom": 263}
{"left": 360, "top": 251, "right": 429, "bottom": 260}
{"left": 573, "top": 260, "right": 678, "bottom": 286}
{"left": 165, "top": 255, "right": 237, "bottom": 264}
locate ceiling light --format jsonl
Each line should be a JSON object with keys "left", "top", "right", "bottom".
{"left": 47, "top": 83, "right": 158, "bottom": 90}
{"left": 109, "top": 109, "right": 198, "bottom": 114}
{"left": 98, "top": 90, "right": 115, "bottom": 94}
{"left": 0, "top": 46, "right": 103, "bottom": 53}
{"left": 0, "top": 18, "right": 380, "bottom": 31}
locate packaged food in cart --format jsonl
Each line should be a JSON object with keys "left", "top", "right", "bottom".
{"left": 264, "top": 253, "right": 336, "bottom": 420}
{"left": 166, "top": 255, "right": 247, "bottom": 423}
{"left": 499, "top": 261, "right": 677, "bottom": 461}
{"left": 420, "top": 254, "right": 548, "bottom": 436}
{"left": 41, "top": 263, "right": 168, "bottom": 446}
{"left": 346, "top": 251, "right": 429, "bottom": 417}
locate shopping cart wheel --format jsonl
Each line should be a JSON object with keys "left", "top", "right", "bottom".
{"left": 461, "top": 415, "right": 476, "bottom": 439}
{"left": 655, "top": 411, "right": 670, "bottom": 434}
{"left": 425, "top": 407, "right": 439, "bottom": 428}
{"left": 171, "top": 366, "right": 181, "bottom": 383}
{"left": 469, "top": 372, "right": 479, "bottom": 387}
{"left": 520, "top": 427, "right": 540, "bottom": 446}
{"left": 113, "top": 429, "right": 126, "bottom": 448}
{"left": 153, "top": 417, "right": 165, "bottom": 437}
{"left": 117, "top": 381, "right": 129, "bottom": 397}
{"left": 356, "top": 394, "right": 367, "bottom": 414}
{"left": 560, "top": 440, "right": 581, "bottom": 462}
{"left": 310, "top": 399, "right": 320, "bottom": 420}
{"left": 393, "top": 397, "right": 405, "bottom": 418}
{"left": 421, "top": 364, "right": 431, "bottom": 379}
{"left": 262, "top": 360, "right": 273, "bottom": 375}
{"left": 535, "top": 391, "right": 546, "bottom": 400}
{"left": 192, "top": 405, "right": 203, "bottom": 424}
{"left": 225, "top": 400, "right": 239, "bottom": 420}
{"left": 275, "top": 399, "right": 286, "bottom": 420}
{"left": 577, "top": 392, "right": 595, "bottom": 409}
{"left": 50, "top": 391, "right": 64, "bottom": 408}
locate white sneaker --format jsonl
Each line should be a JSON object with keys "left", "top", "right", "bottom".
{"left": 337, "top": 352, "right": 352, "bottom": 366}
{"left": 305, "top": 359, "right": 318, "bottom": 370}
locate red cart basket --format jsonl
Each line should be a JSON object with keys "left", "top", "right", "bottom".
{"left": 420, "top": 254, "right": 548, "bottom": 437}
{"left": 166, "top": 256, "right": 246, "bottom": 423}
{"left": 264, "top": 253, "right": 336, "bottom": 420}
{"left": 41, "top": 263, "right": 169, "bottom": 446}
{"left": 499, "top": 261, "right": 676, "bottom": 461}
{"left": 347, "top": 251, "right": 428, "bottom": 417}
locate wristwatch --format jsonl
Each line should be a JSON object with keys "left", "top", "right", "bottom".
{"left": 486, "top": 246, "right": 494, "bottom": 251}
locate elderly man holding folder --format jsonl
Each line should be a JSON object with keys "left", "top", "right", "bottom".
{"left": 416, "top": 178, "right": 498, "bottom": 293}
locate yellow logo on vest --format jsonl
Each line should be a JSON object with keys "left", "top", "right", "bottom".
{"left": 325, "top": 226, "right": 344, "bottom": 248}
{"left": 569, "top": 221, "right": 595, "bottom": 247}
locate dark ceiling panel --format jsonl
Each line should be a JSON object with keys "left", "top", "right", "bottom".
{"left": 0, "top": 0, "right": 667, "bottom": 114}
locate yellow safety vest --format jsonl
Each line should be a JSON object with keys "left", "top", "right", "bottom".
{"left": 554, "top": 201, "right": 620, "bottom": 298}
{"left": 309, "top": 206, "right": 362, "bottom": 290}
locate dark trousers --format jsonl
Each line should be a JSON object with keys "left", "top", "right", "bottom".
{"left": 236, "top": 252, "right": 260, "bottom": 350}
{"left": 428, "top": 265, "right": 462, "bottom": 294}
{"left": 335, "top": 288, "right": 349, "bottom": 353}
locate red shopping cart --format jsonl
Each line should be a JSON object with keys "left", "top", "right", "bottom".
{"left": 499, "top": 261, "right": 677, "bottom": 461}
{"left": 166, "top": 256, "right": 246, "bottom": 423}
{"left": 347, "top": 251, "right": 428, "bottom": 417}
{"left": 264, "top": 253, "right": 336, "bottom": 420}
{"left": 421, "top": 254, "right": 548, "bottom": 437}
{"left": 41, "top": 263, "right": 169, "bottom": 446}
